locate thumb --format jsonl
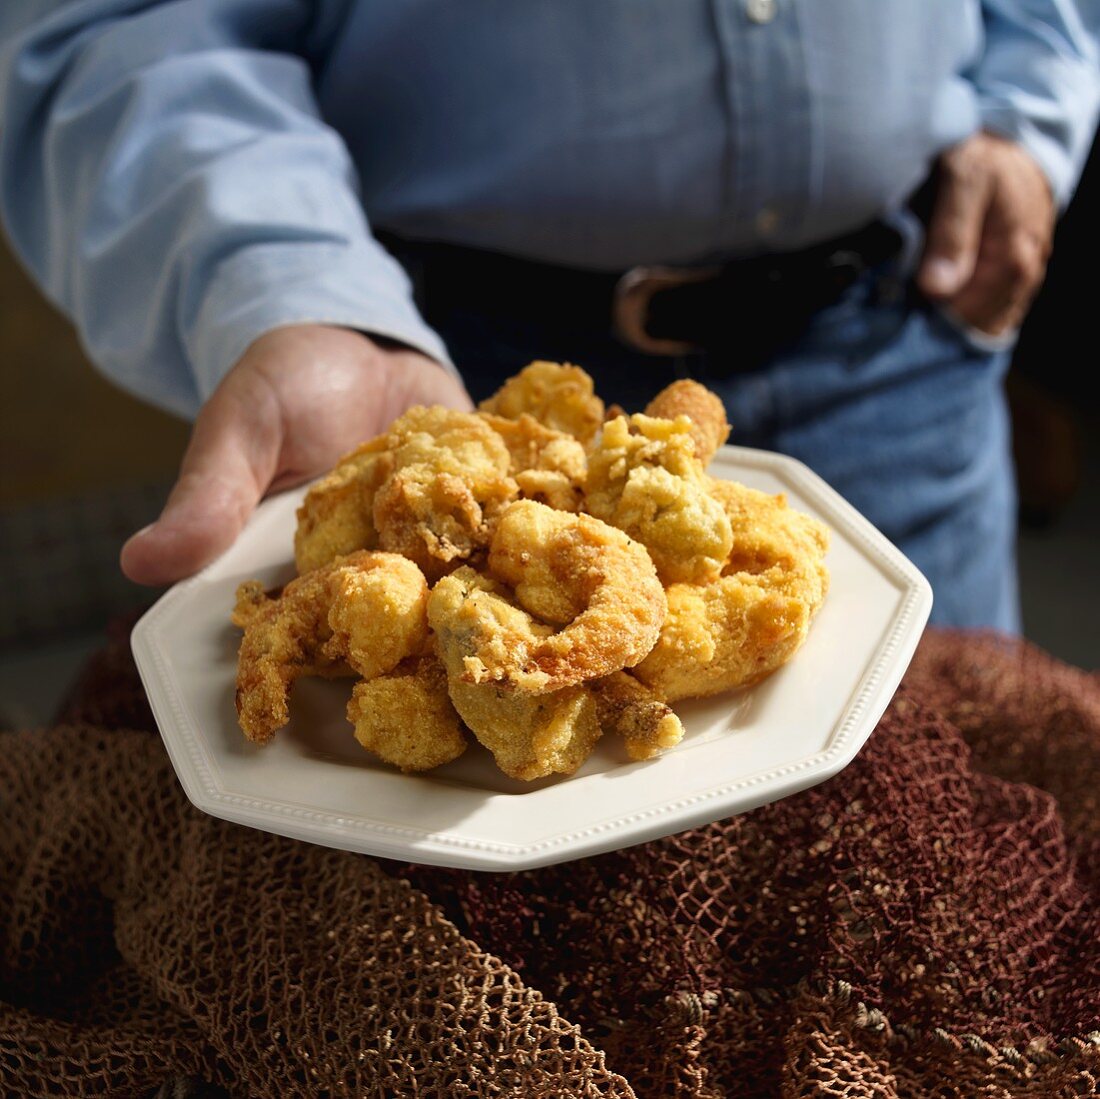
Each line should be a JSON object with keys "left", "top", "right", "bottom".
{"left": 918, "top": 158, "right": 992, "bottom": 299}
{"left": 121, "top": 383, "right": 280, "bottom": 586}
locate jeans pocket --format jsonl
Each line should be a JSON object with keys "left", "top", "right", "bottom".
{"left": 924, "top": 299, "right": 1018, "bottom": 358}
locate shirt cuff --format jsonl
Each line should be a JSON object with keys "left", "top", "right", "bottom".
{"left": 979, "top": 103, "right": 1077, "bottom": 208}
{"left": 184, "top": 237, "right": 455, "bottom": 401}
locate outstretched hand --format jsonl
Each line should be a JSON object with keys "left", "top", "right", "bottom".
{"left": 121, "top": 325, "right": 472, "bottom": 586}
{"left": 918, "top": 131, "right": 1054, "bottom": 337}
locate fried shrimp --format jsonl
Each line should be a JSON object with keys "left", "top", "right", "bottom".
{"left": 633, "top": 480, "right": 829, "bottom": 702}
{"left": 479, "top": 412, "right": 587, "bottom": 512}
{"left": 487, "top": 500, "right": 665, "bottom": 647}
{"left": 231, "top": 579, "right": 273, "bottom": 629}
{"left": 644, "top": 380, "right": 730, "bottom": 466}
{"left": 473, "top": 500, "right": 666, "bottom": 691}
{"left": 707, "top": 478, "right": 830, "bottom": 590}
{"left": 234, "top": 552, "right": 429, "bottom": 743}
{"left": 586, "top": 413, "right": 733, "bottom": 585}
{"left": 593, "top": 671, "right": 684, "bottom": 761}
{"left": 428, "top": 565, "right": 553, "bottom": 682}
{"left": 348, "top": 655, "right": 468, "bottom": 772}
{"left": 430, "top": 570, "right": 602, "bottom": 779}
{"left": 479, "top": 361, "right": 605, "bottom": 444}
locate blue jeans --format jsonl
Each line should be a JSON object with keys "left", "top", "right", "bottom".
{"left": 424, "top": 233, "right": 1020, "bottom": 632}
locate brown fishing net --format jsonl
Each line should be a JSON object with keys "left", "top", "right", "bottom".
{"left": 2, "top": 627, "right": 1099, "bottom": 1098}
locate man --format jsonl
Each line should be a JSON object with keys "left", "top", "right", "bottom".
{"left": 1, "top": 1, "right": 1096, "bottom": 628}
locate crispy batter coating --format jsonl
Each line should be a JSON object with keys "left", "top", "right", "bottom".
{"left": 479, "top": 361, "right": 605, "bottom": 444}
{"left": 294, "top": 436, "right": 389, "bottom": 574}
{"left": 644, "top": 380, "right": 730, "bottom": 466}
{"left": 348, "top": 655, "right": 467, "bottom": 772}
{"left": 633, "top": 479, "right": 830, "bottom": 702}
{"left": 708, "top": 478, "right": 830, "bottom": 585}
{"left": 294, "top": 408, "right": 517, "bottom": 580}
{"left": 586, "top": 413, "right": 733, "bottom": 585}
{"left": 481, "top": 500, "right": 666, "bottom": 691}
{"left": 370, "top": 407, "right": 517, "bottom": 581}
{"left": 447, "top": 676, "right": 601, "bottom": 782}
{"left": 231, "top": 579, "right": 272, "bottom": 629}
{"left": 325, "top": 563, "right": 432, "bottom": 681}
{"left": 479, "top": 411, "right": 587, "bottom": 512}
{"left": 593, "top": 671, "right": 684, "bottom": 761}
{"left": 234, "top": 552, "right": 429, "bottom": 743}
{"left": 430, "top": 570, "right": 602, "bottom": 780}
{"left": 428, "top": 565, "right": 553, "bottom": 680}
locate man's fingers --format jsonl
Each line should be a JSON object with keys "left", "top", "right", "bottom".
{"left": 121, "top": 383, "right": 280, "bottom": 585}
{"left": 120, "top": 470, "right": 261, "bottom": 586}
{"left": 945, "top": 229, "right": 1047, "bottom": 335}
{"left": 918, "top": 154, "right": 994, "bottom": 299}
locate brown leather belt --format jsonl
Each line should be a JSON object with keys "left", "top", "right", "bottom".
{"left": 381, "top": 220, "right": 904, "bottom": 361}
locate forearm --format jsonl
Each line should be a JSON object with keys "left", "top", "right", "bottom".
{"left": 0, "top": 0, "right": 450, "bottom": 418}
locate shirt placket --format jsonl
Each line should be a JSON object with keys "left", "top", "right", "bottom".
{"left": 709, "top": 0, "right": 814, "bottom": 251}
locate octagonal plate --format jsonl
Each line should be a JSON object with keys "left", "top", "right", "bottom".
{"left": 132, "top": 446, "right": 931, "bottom": 871}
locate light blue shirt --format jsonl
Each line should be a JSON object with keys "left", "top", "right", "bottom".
{"left": 1, "top": 1, "right": 1098, "bottom": 417}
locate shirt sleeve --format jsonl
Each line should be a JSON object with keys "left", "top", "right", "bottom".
{"left": 973, "top": 0, "right": 1100, "bottom": 206}
{"left": 0, "top": 0, "right": 452, "bottom": 419}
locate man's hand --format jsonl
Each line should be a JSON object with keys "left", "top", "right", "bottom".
{"left": 120, "top": 325, "right": 472, "bottom": 585}
{"left": 918, "top": 131, "right": 1054, "bottom": 337}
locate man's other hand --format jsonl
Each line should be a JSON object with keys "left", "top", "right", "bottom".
{"left": 120, "top": 325, "right": 471, "bottom": 585}
{"left": 918, "top": 131, "right": 1054, "bottom": 337}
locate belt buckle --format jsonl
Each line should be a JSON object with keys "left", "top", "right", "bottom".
{"left": 612, "top": 265, "right": 722, "bottom": 356}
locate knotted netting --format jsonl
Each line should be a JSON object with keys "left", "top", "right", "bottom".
{"left": 2, "top": 626, "right": 1098, "bottom": 1097}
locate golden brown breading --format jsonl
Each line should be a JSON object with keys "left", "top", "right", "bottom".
{"left": 479, "top": 411, "right": 587, "bottom": 512}
{"left": 369, "top": 407, "right": 518, "bottom": 581}
{"left": 484, "top": 501, "right": 666, "bottom": 691}
{"left": 429, "top": 571, "right": 602, "bottom": 780}
{"left": 479, "top": 361, "right": 605, "bottom": 444}
{"left": 294, "top": 436, "right": 389, "bottom": 574}
{"left": 633, "top": 479, "right": 829, "bottom": 702}
{"left": 231, "top": 579, "right": 272, "bottom": 629}
{"left": 592, "top": 671, "right": 684, "bottom": 761}
{"left": 325, "top": 560, "right": 432, "bottom": 681}
{"left": 348, "top": 655, "right": 468, "bottom": 772}
{"left": 707, "top": 478, "right": 830, "bottom": 588}
{"left": 428, "top": 566, "right": 553, "bottom": 681}
{"left": 446, "top": 674, "right": 602, "bottom": 781}
{"left": 425, "top": 505, "right": 666, "bottom": 696}
{"left": 644, "top": 379, "right": 730, "bottom": 465}
{"left": 293, "top": 407, "right": 517, "bottom": 581}
{"left": 586, "top": 413, "right": 733, "bottom": 585}
{"left": 234, "top": 552, "right": 429, "bottom": 743}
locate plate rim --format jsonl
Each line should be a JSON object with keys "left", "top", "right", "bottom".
{"left": 132, "top": 444, "right": 932, "bottom": 870}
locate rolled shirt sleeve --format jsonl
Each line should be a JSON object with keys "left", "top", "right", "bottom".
{"left": 0, "top": 0, "right": 451, "bottom": 419}
{"left": 972, "top": 0, "right": 1100, "bottom": 205}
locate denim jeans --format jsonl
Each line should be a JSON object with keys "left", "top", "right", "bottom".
{"left": 417, "top": 228, "right": 1020, "bottom": 632}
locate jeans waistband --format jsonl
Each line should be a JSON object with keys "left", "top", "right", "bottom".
{"left": 381, "top": 217, "right": 907, "bottom": 371}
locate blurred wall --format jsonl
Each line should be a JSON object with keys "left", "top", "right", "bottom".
{"left": 0, "top": 236, "right": 189, "bottom": 644}
{"left": 1, "top": 238, "right": 188, "bottom": 506}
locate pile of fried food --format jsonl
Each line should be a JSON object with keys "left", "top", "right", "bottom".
{"left": 232, "top": 363, "right": 830, "bottom": 781}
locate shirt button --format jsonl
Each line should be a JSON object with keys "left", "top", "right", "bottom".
{"left": 745, "top": 0, "right": 778, "bottom": 24}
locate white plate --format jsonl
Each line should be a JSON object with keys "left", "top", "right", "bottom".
{"left": 132, "top": 447, "right": 931, "bottom": 871}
